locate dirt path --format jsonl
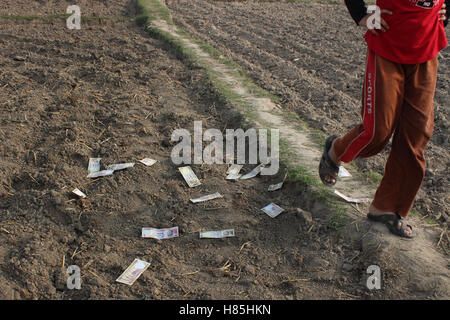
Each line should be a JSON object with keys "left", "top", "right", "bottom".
{"left": 165, "top": 0, "right": 450, "bottom": 225}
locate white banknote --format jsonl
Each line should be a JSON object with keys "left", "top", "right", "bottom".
{"left": 227, "top": 164, "right": 243, "bottom": 175}
{"left": 268, "top": 182, "right": 283, "bottom": 191}
{"left": 338, "top": 166, "right": 352, "bottom": 178}
{"left": 106, "top": 163, "right": 135, "bottom": 171}
{"left": 142, "top": 227, "right": 179, "bottom": 239}
{"left": 116, "top": 259, "right": 151, "bottom": 286}
{"left": 199, "top": 229, "right": 235, "bottom": 239}
{"left": 87, "top": 169, "right": 114, "bottom": 178}
{"left": 88, "top": 158, "right": 101, "bottom": 173}
{"left": 334, "top": 190, "right": 369, "bottom": 203}
{"left": 261, "top": 203, "right": 285, "bottom": 218}
{"left": 190, "top": 192, "right": 223, "bottom": 203}
{"left": 179, "top": 166, "right": 201, "bottom": 187}
{"left": 240, "top": 164, "right": 264, "bottom": 180}
{"left": 72, "top": 188, "right": 86, "bottom": 198}
{"left": 226, "top": 173, "right": 242, "bottom": 180}
{"left": 139, "top": 158, "right": 157, "bottom": 166}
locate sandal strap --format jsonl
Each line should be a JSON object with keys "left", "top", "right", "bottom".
{"left": 318, "top": 135, "right": 340, "bottom": 186}
{"left": 322, "top": 135, "right": 339, "bottom": 172}
{"left": 387, "top": 214, "right": 413, "bottom": 238}
{"left": 320, "top": 154, "right": 339, "bottom": 177}
{"left": 367, "top": 213, "right": 413, "bottom": 238}
{"left": 368, "top": 213, "right": 398, "bottom": 223}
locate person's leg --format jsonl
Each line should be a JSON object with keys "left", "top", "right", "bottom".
{"left": 324, "top": 50, "right": 405, "bottom": 184}
{"left": 323, "top": 51, "right": 422, "bottom": 237}
{"left": 372, "top": 56, "right": 438, "bottom": 220}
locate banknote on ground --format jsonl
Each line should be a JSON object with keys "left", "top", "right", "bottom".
{"left": 139, "top": 158, "right": 157, "bottom": 166}
{"left": 116, "top": 259, "right": 151, "bottom": 286}
{"left": 106, "top": 163, "right": 135, "bottom": 171}
{"left": 227, "top": 164, "right": 243, "bottom": 175}
{"left": 338, "top": 166, "right": 352, "bottom": 178}
{"left": 87, "top": 169, "right": 114, "bottom": 178}
{"left": 88, "top": 158, "right": 101, "bottom": 173}
{"left": 240, "top": 164, "right": 264, "bottom": 180}
{"left": 142, "top": 227, "right": 179, "bottom": 239}
{"left": 179, "top": 166, "right": 201, "bottom": 187}
{"left": 72, "top": 188, "right": 86, "bottom": 198}
{"left": 226, "top": 164, "right": 243, "bottom": 180}
{"left": 199, "top": 229, "right": 235, "bottom": 239}
{"left": 226, "top": 173, "right": 242, "bottom": 180}
{"left": 190, "top": 192, "right": 223, "bottom": 203}
{"left": 261, "top": 203, "right": 285, "bottom": 218}
{"left": 268, "top": 182, "right": 283, "bottom": 191}
{"left": 334, "top": 190, "right": 369, "bottom": 203}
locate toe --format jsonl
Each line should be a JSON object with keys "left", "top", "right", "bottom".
{"left": 406, "top": 225, "right": 412, "bottom": 236}
{"left": 398, "top": 221, "right": 413, "bottom": 236}
{"left": 325, "top": 174, "right": 335, "bottom": 184}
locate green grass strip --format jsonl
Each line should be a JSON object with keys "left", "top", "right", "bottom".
{"left": 137, "top": 0, "right": 357, "bottom": 232}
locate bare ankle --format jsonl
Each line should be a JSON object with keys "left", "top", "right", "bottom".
{"left": 369, "top": 204, "right": 395, "bottom": 215}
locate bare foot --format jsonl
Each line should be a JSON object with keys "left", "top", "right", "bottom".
{"left": 369, "top": 204, "right": 413, "bottom": 237}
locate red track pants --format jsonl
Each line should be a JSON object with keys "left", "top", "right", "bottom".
{"left": 333, "top": 50, "right": 438, "bottom": 218}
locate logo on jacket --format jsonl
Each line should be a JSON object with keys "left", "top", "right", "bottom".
{"left": 410, "top": 0, "right": 437, "bottom": 9}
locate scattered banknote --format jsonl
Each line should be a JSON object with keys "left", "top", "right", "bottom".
{"left": 179, "top": 166, "right": 201, "bottom": 187}
{"left": 338, "top": 166, "right": 352, "bottom": 178}
{"left": 199, "top": 229, "right": 235, "bottom": 239}
{"left": 190, "top": 192, "right": 223, "bottom": 203}
{"left": 139, "top": 158, "right": 157, "bottom": 167}
{"left": 116, "top": 259, "right": 151, "bottom": 286}
{"left": 226, "top": 173, "right": 242, "bottom": 180}
{"left": 72, "top": 188, "right": 86, "bottom": 199}
{"left": 88, "top": 158, "right": 101, "bottom": 173}
{"left": 87, "top": 169, "right": 114, "bottom": 178}
{"left": 142, "top": 227, "right": 179, "bottom": 239}
{"left": 334, "top": 190, "right": 370, "bottom": 203}
{"left": 268, "top": 182, "right": 283, "bottom": 191}
{"left": 227, "top": 164, "right": 243, "bottom": 175}
{"left": 226, "top": 164, "right": 243, "bottom": 180}
{"left": 240, "top": 164, "right": 264, "bottom": 180}
{"left": 106, "top": 163, "right": 135, "bottom": 171}
{"left": 261, "top": 203, "right": 285, "bottom": 218}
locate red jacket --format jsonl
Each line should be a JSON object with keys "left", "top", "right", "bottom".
{"left": 346, "top": 0, "right": 448, "bottom": 64}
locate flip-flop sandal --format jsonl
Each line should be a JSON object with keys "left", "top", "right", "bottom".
{"left": 318, "top": 135, "right": 339, "bottom": 186}
{"left": 367, "top": 212, "right": 414, "bottom": 239}
{"left": 367, "top": 212, "right": 392, "bottom": 223}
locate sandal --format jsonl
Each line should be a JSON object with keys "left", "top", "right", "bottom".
{"left": 318, "top": 135, "right": 339, "bottom": 186}
{"left": 367, "top": 212, "right": 414, "bottom": 238}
